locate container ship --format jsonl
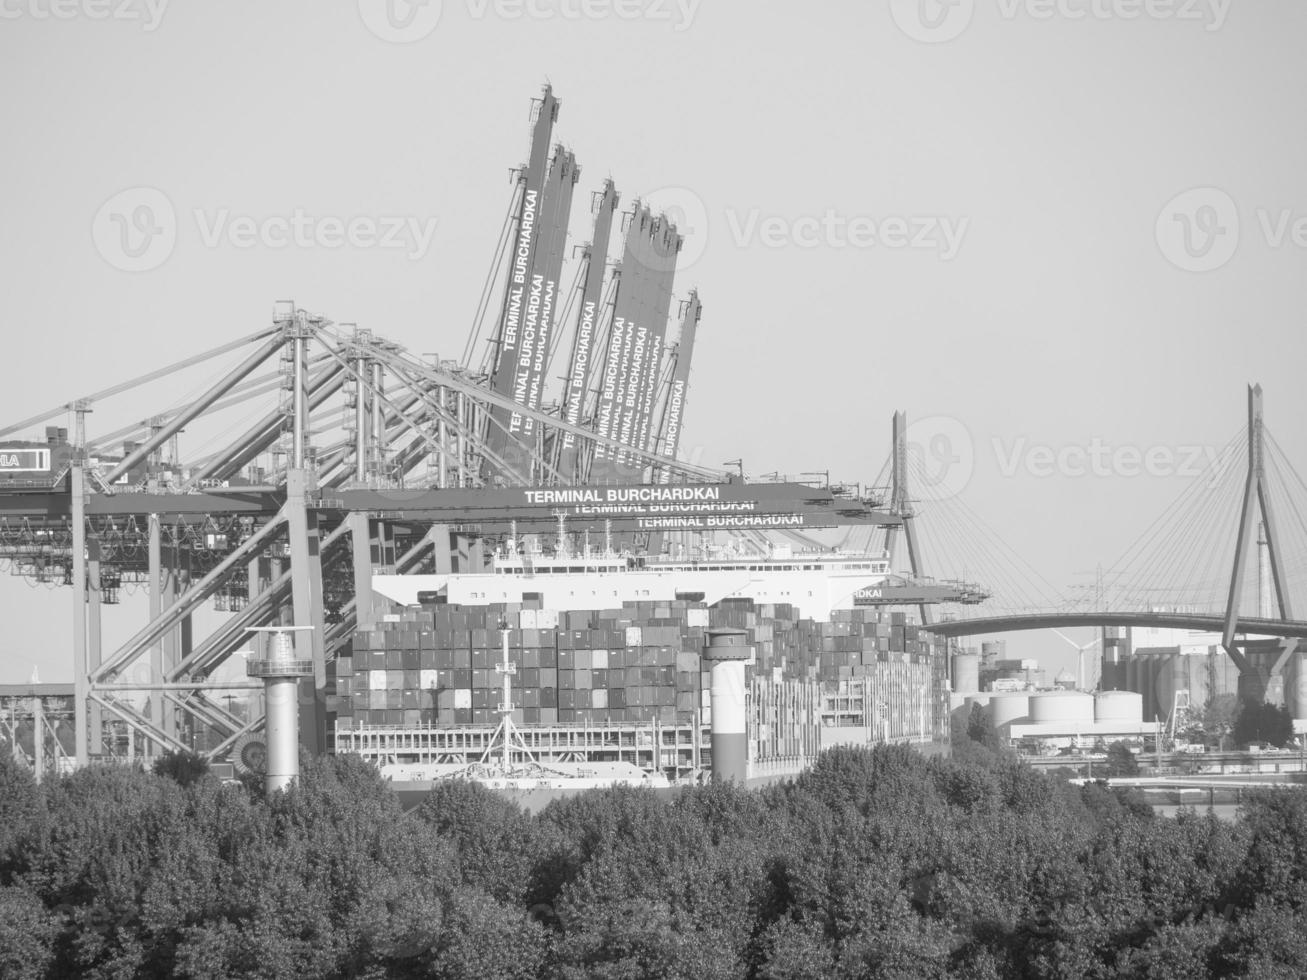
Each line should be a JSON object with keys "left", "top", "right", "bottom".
{"left": 334, "top": 536, "right": 950, "bottom": 799}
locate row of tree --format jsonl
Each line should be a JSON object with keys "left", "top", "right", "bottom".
{"left": 1, "top": 740, "right": 1307, "bottom": 978}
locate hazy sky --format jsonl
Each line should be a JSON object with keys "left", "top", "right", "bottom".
{"left": 3, "top": 0, "right": 1307, "bottom": 683}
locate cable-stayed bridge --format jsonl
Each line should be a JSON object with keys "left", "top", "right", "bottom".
{"left": 834, "top": 385, "right": 1307, "bottom": 704}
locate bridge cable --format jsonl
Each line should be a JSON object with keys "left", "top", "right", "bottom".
{"left": 1097, "top": 429, "right": 1239, "bottom": 601}
{"left": 902, "top": 453, "right": 1049, "bottom": 613}
{"left": 1262, "top": 430, "right": 1307, "bottom": 607}
{"left": 1154, "top": 436, "right": 1241, "bottom": 611}
{"left": 1097, "top": 427, "right": 1244, "bottom": 612}
{"left": 1186, "top": 454, "right": 1248, "bottom": 611}
{"left": 903, "top": 451, "right": 1060, "bottom": 612}
{"left": 914, "top": 480, "right": 1042, "bottom": 614}
{"left": 1118, "top": 443, "right": 1239, "bottom": 613}
{"left": 1143, "top": 436, "right": 1243, "bottom": 611}
{"left": 943, "top": 489, "right": 1065, "bottom": 609}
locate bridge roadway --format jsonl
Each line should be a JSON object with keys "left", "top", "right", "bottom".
{"left": 924, "top": 611, "right": 1307, "bottom": 639}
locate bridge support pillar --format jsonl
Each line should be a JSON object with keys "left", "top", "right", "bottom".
{"left": 1289, "top": 646, "right": 1307, "bottom": 721}
{"left": 1222, "top": 384, "right": 1298, "bottom": 708}
{"left": 1237, "top": 671, "right": 1283, "bottom": 708}
{"left": 1233, "top": 638, "right": 1302, "bottom": 710}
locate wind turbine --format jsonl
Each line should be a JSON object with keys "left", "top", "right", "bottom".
{"left": 1051, "top": 629, "right": 1102, "bottom": 691}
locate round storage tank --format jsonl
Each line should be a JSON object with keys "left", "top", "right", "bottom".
{"left": 1094, "top": 691, "right": 1143, "bottom": 724}
{"left": 1029, "top": 691, "right": 1095, "bottom": 725}
{"left": 989, "top": 694, "right": 1030, "bottom": 728}
{"left": 951, "top": 654, "right": 980, "bottom": 694}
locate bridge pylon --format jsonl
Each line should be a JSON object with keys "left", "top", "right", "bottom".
{"left": 1222, "top": 384, "right": 1299, "bottom": 706}
{"left": 885, "top": 411, "right": 931, "bottom": 627}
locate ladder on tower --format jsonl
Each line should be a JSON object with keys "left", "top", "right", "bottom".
{"left": 1166, "top": 689, "right": 1193, "bottom": 742}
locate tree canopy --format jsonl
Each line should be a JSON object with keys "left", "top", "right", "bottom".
{"left": 1233, "top": 701, "right": 1295, "bottom": 749}
{"left": 0, "top": 744, "right": 1304, "bottom": 978}
{"left": 1104, "top": 741, "right": 1140, "bottom": 777}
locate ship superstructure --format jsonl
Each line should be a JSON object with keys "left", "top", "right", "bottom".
{"left": 373, "top": 539, "right": 894, "bottom": 618}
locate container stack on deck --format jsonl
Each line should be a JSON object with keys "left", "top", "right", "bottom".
{"left": 333, "top": 598, "right": 948, "bottom": 749}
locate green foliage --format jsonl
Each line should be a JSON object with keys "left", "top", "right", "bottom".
{"left": 1181, "top": 693, "right": 1241, "bottom": 749}
{"left": 0, "top": 753, "right": 42, "bottom": 866}
{"left": 965, "top": 702, "right": 1002, "bottom": 752}
{"left": 425, "top": 888, "right": 548, "bottom": 980}
{"left": 1203, "top": 693, "right": 1240, "bottom": 734}
{"left": 151, "top": 749, "right": 211, "bottom": 787}
{"left": 0, "top": 884, "right": 61, "bottom": 980}
{"left": 1233, "top": 700, "right": 1295, "bottom": 748}
{"left": 1106, "top": 741, "right": 1141, "bottom": 777}
{"left": 6, "top": 742, "right": 1307, "bottom": 977}
{"left": 414, "top": 778, "right": 538, "bottom": 903}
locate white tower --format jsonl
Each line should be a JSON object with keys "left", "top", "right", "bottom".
{"left": 704, "top": 628, "right": 750, "bottom": 783}
{"left": 245, "top": 626, "right": 314, "bottom": 793}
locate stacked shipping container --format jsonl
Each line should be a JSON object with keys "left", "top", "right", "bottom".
{"left": 334, "top": 597, "right": 949, "bottom": 748}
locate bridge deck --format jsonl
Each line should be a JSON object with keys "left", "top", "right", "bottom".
{"left": 925, "top": 612, "right": 1307, "bottom": 639}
